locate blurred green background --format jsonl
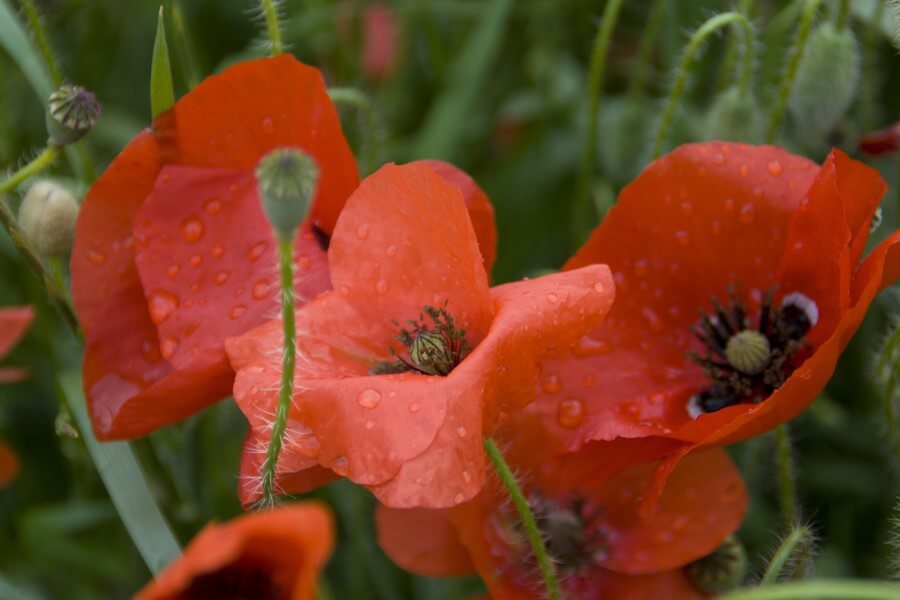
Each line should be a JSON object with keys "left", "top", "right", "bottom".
{"left": 1, "top": 0, "right": 900, "bottom": 597}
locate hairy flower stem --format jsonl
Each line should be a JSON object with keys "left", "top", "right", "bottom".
{"left": 761, "top": 525, "right": 810, "bottom": 584}
{"left": 0, "top": 147, "right": 79, "bottom": 334}
{"left": 575, "top": 0, "right": 623, "bottom": 235}
{"left": 715, "top": 0, "right": 753, "bottom": 92}
{"left": 765, "top": 0, "right": 824, "bottom": 143}
{"left": 483, "top": 437, "right": 562, "bottom": 600}
{"left": 774, "top": 425, "right": 799, "bottom": 527}
{"left": 722, "top": 580, "right": 900, "bottom": 599}
{"left": 19, "top": 0, "right": 62, "bottom": 86}
{"left": 651, "top": 11, "right": 754, "bottom": 159}
{"left": 259, "top": 234, "right": 297, "bottom": 507}
{"left": 260, "top": 0, "right": 283, "bottom": 56}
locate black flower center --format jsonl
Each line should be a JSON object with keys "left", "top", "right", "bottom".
{"left": 183, "top": 563, "right": 286, "bottom": 600}
{"left": 688, "top": 289, "right": 817, "bottom": 417}
{"left": 370, "top": 303, "right": 471, "bottom": 376}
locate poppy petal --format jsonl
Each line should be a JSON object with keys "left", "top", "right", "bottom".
{"left": 0, "top": 306, "right": 34, "bottom": 358}
{"left": 419, "top": 159, "right": 498, "bottom": 275}
{"left": 0, "top": 442, "right": 18, "bottom": 488}
{"left": 375, "top": 505, "right": 474, "bottom": 576}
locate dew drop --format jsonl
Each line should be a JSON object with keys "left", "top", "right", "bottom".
{"left": 712, "top": 153, "right": 725, "bottom": 166}
{"left": 229, "top": 304, "right": 247, "bottom": 320}
{"left": 339, "top": 285, "right": 350, "bottom": 296}
{"left": 212, "top": 246, "right": 224, "bottom": 258}
{"left": 767, "top": 160, "right": 783, "bottom": 175}
{"left": 261, "top": 116, "right": 274, "bottom": 133}
{"left": 141, "top": 339, "right": 160, "bottom": 362}
{"left": 189, "top": 254, "right": 202, "bottom": 267}
{"left": 332, "top": 456, "right": 349, "bottom": 476}
{"left": 546, "top": 292, "right": 559, "bottom": 304}
{"left": 203, "top": 197, "right": 223, "bottom": 215}
{"left": 454, "top": 493, "right": 465, "bottom": 504}
{"left": 593, "top": 281, "right": 606, "bottom": 293}
{"left": 739, "top": 203, "right": 755, "bottom": 224}
{"left": 557, "top": 398, "right": 585, "bottom": 429}
{"left": 633, "top": 259, "right": 649, "bottom": 277}
{"left": 572, "top": 337, "right": 612, "bottom": 357}
{"left": 674, "top": 230, "right": 690, "bottom": 246}
{"left": 739, "top": 165, "right": 749, "bottom": 177}
{"left": 160, "top": 337, "right": 179, "bottom": 359}
{"left": 148, "top": 290, "right": 179, "bottom": 324}
{"left": 215, "top": 271, "right": 230, "bottom": 285}
{"left": 297, "top": 256, "right": 311, "bottom": 271}
{"left": 87, "top": 249, "right": 106, "bottom": 265}
{"left": 456, "top": 426, "right": 467, "bottom": 438}
{"left": 357, "top": 388, "right": 382, "bottom": 408}
{"left": 375, "top": 279, "right": 389, "bottom": 295}
{"left": 365, "top": 420, "right": 375, "bottom": 430}
{"left": 385, "top": 244, "right": 398, "bottom": 257}
{"left": 583, "top": 373, "right": 596, "bottom": 389}
{"left": 462, "top": 470, "right": 472, "bottom": 484}
{"left": 252, "top": 279, "right": 271, "bottom": 300}
{"left": 248, "top": 241, "right": 267, "bottom": 262}
{"left": 541, "top": 374, "right": 562, "bottom": 394}
{"left": 180, "top": 216, "right": 204, "bottom": 243}
{"left": 641, "top": 307, "right": 664, "bottom": 333}
{"left": 356, "top": 224, "right": 369, "bottom": 240}
{"left": 166, "top": 264, "right": 180, "bottom": 279}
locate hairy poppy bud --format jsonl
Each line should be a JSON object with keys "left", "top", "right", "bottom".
{"left": 45, "top": 85, "right": 101, "bottom": 147}
{"left": 686, "top": 535, "right": 747, "bottom": 593}
{"left": 256, "top": 147, "right": 319, "bottom": 239}
{"left": 706, "top": 87, "right": 761, "bottom": 143}
{"left": 18, "top": 180, "right": 79, "bottom": 257}
{"left": 789, "top": 23, "right": 860, "bottom": 136}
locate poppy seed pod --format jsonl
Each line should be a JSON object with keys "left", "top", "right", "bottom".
{"left": 686, "top": 535, "right": 747, "bottom": 593}
{"left": 706, "top": 87, "right": 761, "bottom": 143}
{"left": 45, "top": 85, "right": 101, "bottom": 147}
{"left": 18, "top": 180, "right": 79, "bottom": 257}
{"left": 256, "top": 147, "right": 320, "bottom": 239}
{"left": 789, "top": 23, "right": 860, "bottom": 136}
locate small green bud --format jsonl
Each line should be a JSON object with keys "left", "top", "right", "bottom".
{"left": 45, "top": 85, "right": 101, "bottom": 147}
{"left": 725, "top": 330, "right": 772, "bottom": 375}
{"left": 686, "top": 535, "right": 747, "bottom": 593}
{"left": 256, "top": 148, "right": 319, "bottom": 239}
{"left": 705, "top": 87, "right": 761, "bottom": 143}
{"left": 789, "top": 23, "right": 860, "bottom": 136}
{"left": 18, "top": 180, "right": 79, "bottom": 257}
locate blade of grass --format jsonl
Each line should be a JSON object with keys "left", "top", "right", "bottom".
{"left": 151, "top": 6, "right": 175, "bottom": 118}
{"left": 59, "top": 371, "right": 181, "bottom": 574}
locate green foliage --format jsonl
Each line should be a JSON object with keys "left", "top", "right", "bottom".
{"left": 150, "top": 6, "right": 174, "bottom": 119}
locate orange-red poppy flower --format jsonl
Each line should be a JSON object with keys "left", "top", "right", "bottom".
{"left": 376, "top": 409, "right": 746, "bottom": 599}
{"left": 71, "top": 55, "right": 496, "bottom": 441}
{"left": 226, "top": 161, "right": 616, "bottom": 509}
{"left": 860, "top": 121, "right": 900, "bottom": 155}
{"left": 0, "top": 442, "right": 18, "bottom": 488}
{"left": 135, "top": 502, "right": 333, "bottom": 600}
{"left": 532, "top": 142, "right": 899, "bottom": 510}
{"left": 0, "top": 306, "right": 34, "bottom": 383}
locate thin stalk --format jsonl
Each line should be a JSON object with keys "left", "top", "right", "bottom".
{"left": 575, "top": 0, "right": 624, "bottom": 229}
{"left": 626, "top": 0, "right": 668, "bottom": 101}
{"left": 0, "top": 146, "right": 59, "bottom": 194}
{"left": 761, "top": 525, "right": 810, "bottom": 584}
{"left": 714, "top": 0, "right": 754, "bottom": 92}
{"left": 723, "top": 580, "right": 900, "bottom": 600}
{"left": 18, "top": 0, "right": 61, "bottom": 86}
{"left": 328, "top": 87, "right": 377, "bottom": 176}
{"left": 169, "top": 0, "right": 199, "bottom": 88}
{"left": 836, "top": 0, "right": 851, "bottom": 29}
{"left": 260, "top": 0, "right": 283, "bottom": 57}
{"left": 651, "top": 11, "right": 754, "bottom": 158}
{"left": 484, "top": 437, "right": 561, "bottom": 600}
{"left": 859, "top": 0, "right": 885, "bottom": 129}
{"left": 765, "top": 0, "right": 824, "bottom": 143}
{"left": 774, "top": 425, "right": 799, "bottom": 527}
{"left": 258, "top": 234, "right": 296, "bottom": 507}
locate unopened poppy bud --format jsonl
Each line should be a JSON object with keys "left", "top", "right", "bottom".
{"left": 789, "top": 23, "right": 860, "bottom": 136}
{"left": 18, "top": 180, "right": 79, "bottom": 257}
{"left": 409, "top": 331, "right": 454, "bottom": 375}
{"left": 256, "top": 147, "right": 319, "bottom": 239}
{"left": 706, "top": 87, "right": 761, "bottom": 143}
{"left": 45, "top": 85, "right": 101, "bottom": 147}
{"left": 725, "top": 329, "right": 771, "bottom": 375}
{"left": 686, "top": 535, "right": 747, "bottom": 593}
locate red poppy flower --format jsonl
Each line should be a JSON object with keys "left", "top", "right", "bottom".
{"left": 362, "top": 2, "right": 399, "bottom": 81}
{"left": 225, "top": 161, "right": 616, "bottom": 509}
{"left": 71, "top": 55, "right": 496, "bottom": 440}
{"left": 860, "top": 121, "right": 900, "bottom": 155}
{"left": 135, "top": 502, "right": 333, "bottom": 600}
{"left": 0, "top": 442, "right": 18, "bottom": 488}
{"left": 0, "top": 306, "right": 34, "bottom": 383}
{"left": 376, "top": 409, "right": 746, "bottom": 599}
{"left": 531, "top": 142, "right": 899, "bottom": 510}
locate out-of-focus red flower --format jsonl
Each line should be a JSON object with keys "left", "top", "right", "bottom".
{"left": 860, "top": 121, "right": 900, "bottom": 155}
{"left": 376, "top": 409, "right": 746, "bottom": 599}
{"left": 531, "top": 142, "right": 899, "bottom": 511}
{"left": 226, "top": 162, "right": 615, "bottom": 509}
{"left": 135, "top": 503, "right": 333, "bottom": 600}
{"left": 0, "top": 442, "right": 18, "bottom": 488}
{"left": 362, "top": 2, "right": 399, "bottom": 81}
{"left": 71, "top": 54, "right": 497, "bottom": 441}
{"left": 0, "top": 306, "right": 34, "bottom": 383}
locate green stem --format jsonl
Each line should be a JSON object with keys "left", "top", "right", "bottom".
{"left": 859, "top": 0, "right": 885, "bottom": 129}
{"left": 575, "top": 0, "right": 624, "bottom": 229}
{"left": 651, "top": 11, "right": 754, "bottom": 159}
{"left": 170, "top": 0, "right": 199, "bottom": 88}
{"left": 774, "top": 425, "right": 799, "bottom": 527}
{"left": 258, "top": 234, "right": 296, "bottom": 507}
{"left": 765, "top": 0, "right": 824, "bottom": 143}
{"left": 836, "top": 0, "right": 851, "bottom": 29}
{"left": 328, "top": 87, "right": 377, "bottom": 176}
{"left": 626, "top": 0, "right": 668, "bottom": 101}
{"left": 260, "top": 0, "right": 283, "bottom": 57}
{"left": 0, "top": 146, "right": 59, "bottom": 194}
{"left": 715, "top": 0, "right": 754, "bottom": 92}
{"left": 59, "top": 372, "right": 181, "bottom": 574}
{"left": 18, "top": 0, "right": 61, "bottom": 86}
{"left": 761, "top": 525, "right": 810, "bottom": 584}
{"left": 483, "top": 437, "right": 561, "bottom": 600}
{"left": 723, "top": 580, "right": 900, "bottom": 600}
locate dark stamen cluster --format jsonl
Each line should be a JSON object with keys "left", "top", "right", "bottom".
{"left": 689, "top": 289, "right": 814, "bottom": 416}
{"left": 370, "top": 303, "right": 471, "bottom": 376}
{"left": 184, "top": 563, "right": 283, "bottom": 600}
{"left": 529, "top": 495, "right": 607, "bottom": 574}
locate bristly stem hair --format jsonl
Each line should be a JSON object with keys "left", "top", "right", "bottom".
{"left": 260, "top": 0, "right": 283, "bottom": 57}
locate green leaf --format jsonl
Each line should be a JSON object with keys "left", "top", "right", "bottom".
{"left": 59, "top": 371, "right": 181, "bottom": 575}
{"left": 150, "top": 6, "right": 175, "bottom": 119}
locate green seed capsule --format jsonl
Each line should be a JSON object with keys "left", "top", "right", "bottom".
{"left": 256, "top": 148, "right": 319, "bottom": 239}
{"left": 45, "top": 85, "right": 101, "bottom": 147}
{"left": 686, "top": 535, "right": 748, "bottom": 593}
{"left": 706, "top": 87, "right": 761, "bottom": 143}
{"left": 18, "top": 180, "right": 79, "bottom": 257}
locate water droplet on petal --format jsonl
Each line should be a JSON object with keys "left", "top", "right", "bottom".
{"left": 252, "top": 279, "right": 271, "bottom": 300}
{"left": 767, "top": 160, "right": 783, "bottom": 175}
{"left": 375, "top": 279, "right": 389, "bottom": 295}
{"left": 572, "top": 336, "right": 612, "bottom": 357}
{"left": 712, "top": 153, "right": 725, "bottom": 166}
{"left": 633, "top": 259, "right": 649, "bottom": 277}
{"left": 462, "top": 470, "right": 472, "bottom": 484}
{"left": 160, "top": 337, "right": 179, "bottom": 359}
{"left": 642, "top": 307, "right": 664, "bottom": 333}
{"left": 229, "top": 304, "right": 247, "bottom": 319}
{"left": 148, "top": 290, "right": 179, "bottom": 324}
{"left": 332, "top": 456, "right": 349, "bottom": 476}
{"left": 674, "top": 230, "right": 690, "bottom": 246}
{"left": 456, "top": 426, "right": 467, "bottom": 438}
{"left": 583, "top": 373, "right": 596, "bottom": 388}
{"left": 248, "top": 241, "right": 267, "bottom": 262}
{"left": 180, "top": 216, "right": 204, "bottom": 243}
{"left": 339, "top": 285, "right": 350, "bottom": 296}
{"left": 215, "top": 271, "right": 230, "bottom": 285}
{"left": 212, "top": 246, "right": 224, "bottom": 258}
{"left": 189, "top": 254, "right": 202, "bottom": 267}
{"left": 356, "top": 224, "right": 369, "bottom": 240}
{"left": 204, "top": 197, "right": 223, "bottom": 215}
{"left": 739, "top": 165, "right": 749, "bottom": 177}
{"left": 408, "top": 402, "right": 421, "bottom": 414}
{"left": 385, "top": 244, "right": 397, "bottom": 257}
{"left": 541, "top": 374, "right": 562, "bottom": 394}
{"left": 166, "top": 264, "right": 180, "bottom": 279}
{"left": 261, "top": 116, "right": 274, "bottom": 133}
{"left": 297, "top": 256, "right": 311, "bottom": 271}
{"left": 365, "top": 420, "right": 375, "bottom": 430}
{"left": 557, "top": 398, "right": 585, "bottom": 428}
{"left": 546, "top": 293, "right": 559, "bottom": 304}
{"left": 357, "top": 388, "right": 382, "bottom": 408}
{"left": 87, "top": 249, "right": 106, "bottom": 265}
{"left": 739, "top": 203, "right": 755, "bottom": 224}
{"left": 593, "top": 281, "right": 606, "bottom": 293}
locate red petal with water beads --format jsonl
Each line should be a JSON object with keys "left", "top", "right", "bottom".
{"left": 71, "top": 56, "right": 358, "bottom": 439}
{"left": 135, "top": 503, "right": 333, "bottom": 600}
{"left": 226, "top": 163, "right": 616, "bottom": 508}
{"left": 0, "top": 442, "right": 18, "bottom": 488}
